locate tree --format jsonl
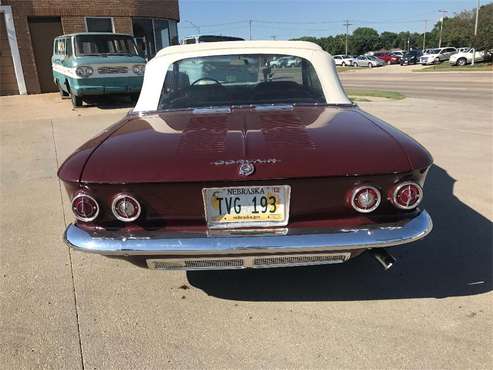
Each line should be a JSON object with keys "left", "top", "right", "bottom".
{"left": 380, "top": 31, "right": 398, "bottom": 50}
{"left": 292, "top": 3, "right": 493, "bottom": 55}
{"left": 427, "top": 3, "right": 493, "bottom": 49}
{"left": 350, "top": 27, "right": 380, "bottom": 54}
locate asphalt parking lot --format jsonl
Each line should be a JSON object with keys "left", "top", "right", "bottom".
{"left": 339, "top": 65, "right": 493, "bottom": 104}
{"left": 1, "top": 70, "right": 492, "bottom": 369}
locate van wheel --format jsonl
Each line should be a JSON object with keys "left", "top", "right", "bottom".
{"left": 71, "top": 93, "right": 83, "bottom": 107}
{"left": 342, "top": 62, "right": 346, "bottom": 67}
{"left": 368, "top": 63, "right": 373, "bottom": 68}
{"left": 58, "top": 84, "right": 69, "bottom": 99}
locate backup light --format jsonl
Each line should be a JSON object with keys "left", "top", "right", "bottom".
{"left": 392, "top": 182, "right": 423, "bottom": 210}
{"left": 112, "top": 194, "right": 141, "bottom": 222}
{"left": 351, "top": 185, "right": 381, "bottom": 213}
{"left": 72, "top": 194, "right": 99, "bottom": 222}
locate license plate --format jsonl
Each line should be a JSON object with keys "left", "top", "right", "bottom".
{"left": 202, "top": 185, "right": 291, "bottom": 229}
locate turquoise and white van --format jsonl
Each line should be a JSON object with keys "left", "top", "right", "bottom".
{"left": 52, "top": 32, "right": 146, "bottom": 107}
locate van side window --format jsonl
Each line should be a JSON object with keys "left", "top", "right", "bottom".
{"left": 56, "top": 38, "right": 66, "bottom": 55}
{"left": 65, "top": 38, "right": 73, "bottom": 57}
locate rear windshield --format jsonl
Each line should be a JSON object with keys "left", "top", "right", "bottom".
{"left": 75, "top": 34, "right": 138, "bottom": 56}
{"left": 159, "top": 54, "right": 326, "bottom": 110}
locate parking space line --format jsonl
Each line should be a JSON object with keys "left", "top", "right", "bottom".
{"left": 50, "top": 119, "right": 85, "bottom": 370}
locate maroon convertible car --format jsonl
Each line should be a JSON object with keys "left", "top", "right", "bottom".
{"left": 59, "top": 41, "right": 433, "bottom": 270}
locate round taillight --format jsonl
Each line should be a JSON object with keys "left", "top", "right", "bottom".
{"left": 392, "top": 182, "right": 423, "bottom": 210}
{"left": 351, "top": 185, "right": 381, "bottom": 213}
{"left": 72, "top": 194, "right": 99, "bottom": 222}
{"left": 112, "top": 194, "right": 141, "bottom": 222}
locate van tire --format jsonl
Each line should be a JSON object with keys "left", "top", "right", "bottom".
{"left": 58, "top": 83, "right": 70, "bottom": 99}
{"left": 71, "top": 93, "right": 83, "bottom": 107}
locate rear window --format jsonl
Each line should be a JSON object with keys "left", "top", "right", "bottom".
{"left": 158, "top": 54, "right": 326, "bottom": 110}
{"left": 75, "top": 34, "right": 138, "bottom": 56}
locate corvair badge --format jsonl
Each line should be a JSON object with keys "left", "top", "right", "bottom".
{"left": 211, "top": 159, "right": 282, "bottom": 166}
{"left": 239, "top": 162, "right": 255, "bottom": 176}
{"left": 211, "top": 159, "right": 281, "bottom": 177}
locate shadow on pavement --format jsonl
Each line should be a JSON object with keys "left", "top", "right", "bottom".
{"left": 187, "top": 165, "right": 492, "bottom": 301}
{"left": 82, "top": 95, "right": 136, "bottom": 110}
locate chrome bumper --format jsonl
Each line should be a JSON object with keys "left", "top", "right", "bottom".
{"left": 64, "top": 211, "right": 432, "bottom": 267}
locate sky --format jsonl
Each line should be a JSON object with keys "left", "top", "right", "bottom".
{"left": 177, "top": 0, "right": 485, "bottom": 40}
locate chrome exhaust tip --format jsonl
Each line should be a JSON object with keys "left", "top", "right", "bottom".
{"left": 369, "top": 248, "right": 396, "bottom": 270}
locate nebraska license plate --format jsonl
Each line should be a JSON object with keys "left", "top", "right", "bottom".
{"left": 202, "top": 185, "right": 291, "bottom": 229}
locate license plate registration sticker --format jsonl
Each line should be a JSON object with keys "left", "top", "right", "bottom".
{"left": 202, "top": 185, "right": 291, "bottom": 229}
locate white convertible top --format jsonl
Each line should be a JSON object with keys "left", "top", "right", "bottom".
{"left": 134, "top": 40, "right": 351, "bottom": 112}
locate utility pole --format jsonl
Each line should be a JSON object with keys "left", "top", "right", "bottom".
{"left": 438, "top": 9, "right": 448, "bottom": 47}
{"left": 249, "top": 19, "right": 252, "bottom": 40}
{"left": 343, "top": 19, "right": 352, "bottom": 56}
{"left": 472, "top": 0, "right": 480, "bottom": 65}
{"left": 423, "top": 19, "right": 428, "bottom": 50}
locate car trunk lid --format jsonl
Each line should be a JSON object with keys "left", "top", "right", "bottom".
{"left": 80, "top": 106, "right": 412, "bottom": 183}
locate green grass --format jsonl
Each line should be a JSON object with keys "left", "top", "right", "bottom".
{"left": 347, "top": 89, "right": 406, "bottom": 101}
{"left": 336, "top": 66, "right": 357, "bottom": 72}
{"left": 415, "top": 63, "right": 493, "bottom": 72}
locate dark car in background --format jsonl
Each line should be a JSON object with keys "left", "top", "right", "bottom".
{"left": 400, "top": 50, "right": 423, "bottom": 65}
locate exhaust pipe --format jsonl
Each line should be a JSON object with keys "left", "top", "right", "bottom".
{"left": 369, "top": 248, "right": 396, "bottom": 270}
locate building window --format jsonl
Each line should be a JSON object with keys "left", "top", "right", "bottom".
{"left": 85, "top": 17, "right": 114, "bottom": 32}
{"left": 132, "top": 18, "right": 178, "bottom": 59}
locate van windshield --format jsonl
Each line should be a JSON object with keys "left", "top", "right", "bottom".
{"left": 198, "top": 35, "right": 244, "bottom": 42}
{"left": 159, "top": 54, "right": 326, "bottom": 110}
{"left": 75, "top": 34, "right": 138, "bottom": 56}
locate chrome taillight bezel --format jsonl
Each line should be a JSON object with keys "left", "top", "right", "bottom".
{"left": 71, "top": 193, "right": 99, "bottom": 222}
{"left": 350, "top": 185, "right": 382, "bottom": 213}
{"left": 111, "top": 194, "right": 141, "bottom": 222}
{"left": 391, "top": 181, "right": 423, "bottom": 210}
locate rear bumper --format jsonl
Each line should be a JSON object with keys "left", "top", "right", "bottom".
{"left": 64, "top": 210, "right": 432, "bottom": 266}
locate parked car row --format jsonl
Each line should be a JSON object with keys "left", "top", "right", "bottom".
{"left": 333, "top": 47, "right": 491, "bottom": 69}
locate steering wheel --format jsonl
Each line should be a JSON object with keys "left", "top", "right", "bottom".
{"left": 190, "top": 77, "right": 224, "bottom": 87}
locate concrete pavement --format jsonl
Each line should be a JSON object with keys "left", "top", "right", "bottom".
{"left": 1, "top": 72, "right": 492, "bottom": 369}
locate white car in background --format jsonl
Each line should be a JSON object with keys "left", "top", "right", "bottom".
{"left": 333, "top": 55, "right": 354, "bottom": 66}
{"left": 353, "top": 55, "right": 384, "bottom": 68}
{"left": 449, "top": 48, "right": 490, "bottom": 66}
{"left": 419, "top": 47, "right": 457, "bottom": 64}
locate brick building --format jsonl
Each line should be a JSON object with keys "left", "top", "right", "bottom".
{"left": 0, "top": 0, "right": 180, "bottom": 95}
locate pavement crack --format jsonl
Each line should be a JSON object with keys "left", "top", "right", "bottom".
{"left": 50, "top": 119, "right": 85, "bottom": 370}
